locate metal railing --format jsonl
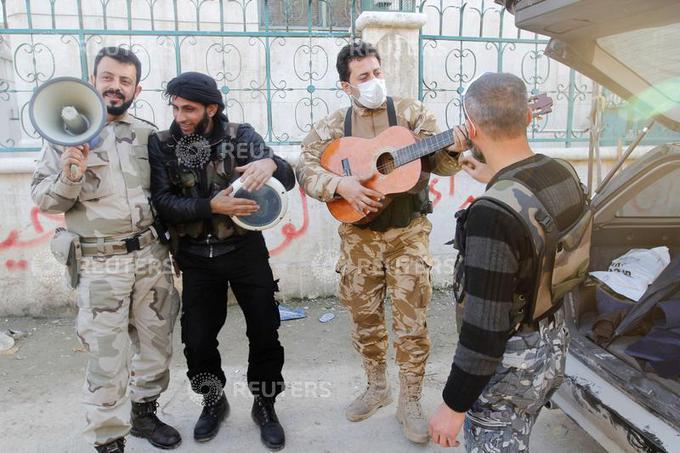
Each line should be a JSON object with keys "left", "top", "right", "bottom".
{"left": 362, "top": 0, "right": 417, "bottom": 12}
{"left": 0, "top": 0, "right": 675, "bottom": 153}
{"left": 0, "top": 0, "right": 361, "bottom": 152}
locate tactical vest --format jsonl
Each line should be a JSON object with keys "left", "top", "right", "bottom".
{"left": 158, "top": 122, "right": 247, "bottom": 243}
{"left": 453, "top": 158, "right": 592, "bottom": 331}
{"left": 344, "top": 97, "right": 433, "bottom": 232}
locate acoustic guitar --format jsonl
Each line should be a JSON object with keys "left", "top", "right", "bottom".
{"left": 320, "top": 94, "right": 553, "bottom": 224}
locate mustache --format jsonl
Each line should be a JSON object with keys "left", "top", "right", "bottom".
{"left": 102, "top": 89, "right": 125, "bottom": 100}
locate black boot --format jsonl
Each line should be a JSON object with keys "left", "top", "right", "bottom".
{"left": 251, "top": 396, "right": 285, "bottom": 451}
{"left": 95, "top": 438, "right": 125, "bottom": 453}
{"left": 130, "top": 400, "right": 182, "bottom": 450}
{"left": 194, "top": 392, "right": 229, "bottom": 442}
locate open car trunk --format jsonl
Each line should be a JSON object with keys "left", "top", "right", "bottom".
{"left": 564, "top": 143, "right": 680, "bottom": 435}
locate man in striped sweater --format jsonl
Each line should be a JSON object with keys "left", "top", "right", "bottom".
{"left": 428, "top": 73, "right": 586, "bottom": 451}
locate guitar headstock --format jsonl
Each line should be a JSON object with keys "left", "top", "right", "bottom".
{"left": 528, "top": 93, "right": 553, "bottom": 119}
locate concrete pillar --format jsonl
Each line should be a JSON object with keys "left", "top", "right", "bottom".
{"left": 355, "top": 11, "right": 427, "bottom": 100}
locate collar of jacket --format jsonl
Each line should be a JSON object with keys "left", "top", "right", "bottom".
{"left": 351, "top": 98, "right": 388, "bottom": 117}
{"left": 109, "top": 112, "right": 132, "bottom": 125}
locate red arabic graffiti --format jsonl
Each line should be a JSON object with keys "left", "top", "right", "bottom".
{"left": 459, "top": 195, "right": 476, "bottom": 210}
{"left": 5, "top": 259, "right": 28, "bottom": 271}
{"left": 0, "top": 208, "right": 63, "bottom": 252}
{"left": 268, "top": 186, "right": 309, "bottom": 256}
{"left": 429, "top": 178, "right": 442, "bottom": 207}
{"left": 1, "top": 207, "right": 64, "bottom": 271}
{"left": 2, "top": 178, "right": 476, "bottom": 265}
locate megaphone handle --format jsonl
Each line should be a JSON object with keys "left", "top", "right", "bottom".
{"left": 70, "top": 163, "right": 79, "bottom": 180}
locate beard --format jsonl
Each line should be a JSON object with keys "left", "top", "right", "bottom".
{"left": 102, "top": 88, "right": 133, "bottom": 116}
{"left": 192, "top": 110, "right": 211, "bottom": 137}
{"left": 106, "top": 98, "right": 134, "bottom": 116}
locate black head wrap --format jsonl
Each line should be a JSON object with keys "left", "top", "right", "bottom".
{"left": 164, "top": 72, "right": 227, "bottom": 120}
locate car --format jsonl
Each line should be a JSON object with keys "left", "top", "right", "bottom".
{"left": 499, "top": 1, "right": 680, "bottom": 451}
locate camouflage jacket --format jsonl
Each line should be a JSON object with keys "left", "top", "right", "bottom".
{"left": 31, "top": 113, "right": 157, "bottom": 239}
{"left": 296, "top": 97, "right": 461, "bottom": 202}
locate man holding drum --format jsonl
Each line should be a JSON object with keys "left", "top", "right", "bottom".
{"left": 148, "top": 72, "right": 294, "bottom": 450}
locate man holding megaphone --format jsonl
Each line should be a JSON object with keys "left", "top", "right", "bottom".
{"left": 31, "top": 47, "right": 182, "bottom": 453}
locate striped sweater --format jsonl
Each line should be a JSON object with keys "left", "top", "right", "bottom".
{"left": 443, "top": 154, "right": 586, "bottom": 412}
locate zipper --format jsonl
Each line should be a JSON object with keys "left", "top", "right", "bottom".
{"left": 206, "top": 233, "right": 213, "bottom": 258}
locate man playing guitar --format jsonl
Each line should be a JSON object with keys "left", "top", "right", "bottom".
{"left": 296, "top": 40, "right": 468, "bottom": 444}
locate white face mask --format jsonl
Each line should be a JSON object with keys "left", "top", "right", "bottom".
{"left": 351, "top": 78, "right": 387, "bottom": 109}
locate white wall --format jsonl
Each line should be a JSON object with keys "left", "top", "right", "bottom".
{"left": 0, "top": 146, "right": 630, "bottom": 316}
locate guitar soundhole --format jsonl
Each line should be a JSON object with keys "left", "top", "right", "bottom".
{"left": 376, "top": 152, "right": 396, "bottom": 175}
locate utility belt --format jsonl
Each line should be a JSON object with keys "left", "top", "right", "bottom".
{"left": 80, "top": 227, "right": 157, "bottom": 257}
{"left": 174, "top": 217, "right": 242, "bottom": 241}
{"left": 178, "top": 232, "right": 255, "bottom": 258}
{"left": 50, "top": 227, "right": 158, "bottom": 290}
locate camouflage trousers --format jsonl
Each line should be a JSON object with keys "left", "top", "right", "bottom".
{"left": 464, "top": 310, "right": 569, "bottom": 452}
{"left": 336, "top": 216, "right": 433, "bottom": 377}
{"left": 75, "top": 240, "right": 180, "bottom": 446}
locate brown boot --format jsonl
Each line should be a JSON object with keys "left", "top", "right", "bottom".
{"left": 345, "top": 361, "right": 393, "bottom": 422}
{"left": 396, "top": 373, "right": 429, "bottom": 444}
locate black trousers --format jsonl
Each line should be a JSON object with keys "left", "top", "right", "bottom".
{"left": 176, "top": 236, "right": 285, "bottom": 399}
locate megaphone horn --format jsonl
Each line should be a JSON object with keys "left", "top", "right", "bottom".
{"left": 29, "top": 77, "right": 107, "bottom": 179}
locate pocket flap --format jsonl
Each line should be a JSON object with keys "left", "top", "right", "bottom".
{"left": 86, "top": 149, "right": 110, "bottom": 167}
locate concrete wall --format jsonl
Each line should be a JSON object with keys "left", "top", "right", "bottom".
{"left": 0, "top": 146, "right": 630, "bottom": 316}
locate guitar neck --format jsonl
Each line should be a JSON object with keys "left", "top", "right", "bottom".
{"left": 393, "top": 128, "right": 456, "bottom": 167}
{"left": 390, "top": 94, "right": 553, "bottom": 168}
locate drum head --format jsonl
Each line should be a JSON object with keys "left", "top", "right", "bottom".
{"left": 229, "top": 177, "right": 288, "bottom": 231}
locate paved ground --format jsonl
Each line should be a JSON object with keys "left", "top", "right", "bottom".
{"left": 0, "top": 290, "right": 605, "bottom": 452}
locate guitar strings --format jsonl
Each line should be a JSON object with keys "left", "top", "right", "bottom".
{"left": 374, "top": 96, "right": 550, "bottom": 173}
{"left": 376, "top": 129, "right": 454, "bottom": 172}
{"left": 376, "top": 130, "right": 453, "bottom": 172}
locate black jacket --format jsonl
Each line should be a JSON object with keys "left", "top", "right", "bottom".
{"left": 149, "top": 120, "right": 295, "bottom": 226}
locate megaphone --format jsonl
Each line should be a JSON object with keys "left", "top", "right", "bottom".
{"left": 29, "top": 76, "right": 107, "bottom": 178}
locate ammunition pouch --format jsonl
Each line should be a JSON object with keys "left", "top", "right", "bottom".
{"left": 50, "top": 227, "right": 82, "bottom": 289}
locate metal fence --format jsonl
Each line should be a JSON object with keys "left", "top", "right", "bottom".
{"left": 0, "top": 0, "right": 675, "bottom": 153}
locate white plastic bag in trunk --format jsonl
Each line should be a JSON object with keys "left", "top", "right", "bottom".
{"left": 590, "top": 246, "right": 671, "bottom": 301}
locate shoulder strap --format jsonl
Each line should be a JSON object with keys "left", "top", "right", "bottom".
{"left": 474, "top": 178, "right": 560, "bottom": 323}
{"left": 554, "top": 157, "right": 590, "bottom": 208}
{"left": 386, "top": 96, "right": 397, "bottom": 127}
{"left": 344, "top": 106, "right": 352, "bottom": 137}
{"left": 553, "top": 157, "right": 578, "bottom": 179}
{"left": 343, "top": 98, "right": 396, "bottom": 137}
{"left": 477, "top": 179, "right": 552, "bottom": 260}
